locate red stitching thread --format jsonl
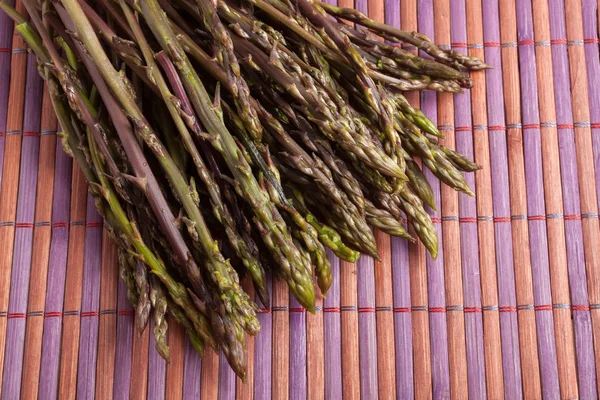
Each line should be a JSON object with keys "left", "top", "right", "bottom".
{"left": 44, "top": 312, "right": 62, "bottom": 318}
{"left": 557, "top": 123, "right": 574, "bottom": 129}
{"left": 15, "top": 223, "right": 34, "bottom": 228}
{"left": 528, "top": 215, "right": 546, "bottom": 221}
{"left": 584, "top": 38, "right": 600, "bottom": 44}
{"left": 564, "top": 214, "right": 581, "bottom": 221}
{"left": 464, "top": 307, "right": 482, "bottom": 313}
{"left": 117, "top": 310, "right": 134, "bottom": 316}
{"left": 459, "top": 217, "right": 477, "bottom": 223}
{"left": 323, "top": 307, "right": 340, "bottom": 312}
{"left": 592, "top": 123, "right": 600, "bottom": 129}
{"left": 523, "top": 124, "right": 540, "bottom": 130}
{"left": 0, "top": 48, "right": 9, "bottom": 53}
{"left": 493, "top": 217, "right": 510, "bottom": 223}
{"left": 451, "top": 42, "right": 467, "bottom": 48}
{"left": 23, "top": 131, "right": 39, "bottom": 137}
{"left": 429, "top": 307, "right": 446, "bottom": 313}
{"left": 289, "top": 307, "right": 306, "bottom": 313}
{"left": 571, "top": 305, "right": 590, "bottom": 311}
{"left": 394, "top": 307, "right": 411, "bottom": 313}
{"left": 488, "top": 126, "right": 506, "bottom": 131}
{"left": 86, "top": 222, "right": 103, "bottom": 228}
{"left": 81, "top": 311, "right": 99, "bottom": 317}
{"left": 518, "top": 40, "right": 534, "bottom": 46}
{"left": 499, "top": 306, "right": 517, "bottom": 313}
{"left": 551, "top": 39, "right": 568, "bottom": 44}
{"left": 358, "top": 307, "right": 375, "bottom": 313}
{"left": 7, "top": 313, "right": 26, "bottom": 319}
{"left": 52, "top": 222, "right": 69, "bottom": 228}
{"left": 455, "top": 126, "right": 472, "bottom": 132}
{"left": 484, "top": 42, "right": 501, "bottom": 47}
{"left": 431, "top": 217, "right": 441, "bottom": 223}
{"left": 534, "top": 305, "right": 552, "bottom": 311}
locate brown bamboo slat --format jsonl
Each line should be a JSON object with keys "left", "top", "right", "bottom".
{"left": 434, "top": 2, "right": 468, "bottom": 398}
{"left": 57, "top": 166, "right": 88, "bottom": 400}
{"left": 531, "top": 0, "right": 579, "bottom": 397}
{"left": 564, "top": 1, "right": 600, "bottom": 390}
{"left": 466, "top": 0, "right": 505, "bottom": 397}
{"left": 402, "top": 2, "right": 432, "bottom": 399}
{"left": 166, "top": 316, "right": 186, "bottom": 400}
{"left": 0, "top": 1, "right": 28, "bottom": 393}
{"left": 498, "top": 1, "right": 543, "bottom": 397}
{"left": 96, "top": 229, "right": 119, "bottom": 400}
{"left": 20, "top": 83, "right": 57, "bottom": 400}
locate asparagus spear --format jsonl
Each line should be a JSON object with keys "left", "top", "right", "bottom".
{"left": 137, "top": 0, "right": 317, "bottom": 312}
{"left": 117, "top": 1, "right": 260, "bottom": 338}
{"left": 153, "top": 50, "right": 270, "bottom": 310}
{"left": 135, "top": 258, "right": 152, "bottom": 335}
{"left": 149, "top": 275, "right": 171, "bottom": 361}
{"left": 317, "top": 1, "right": 490, "bottom": 71}
{"left": 9, "top": 7, "right": 220, "bottom": 357}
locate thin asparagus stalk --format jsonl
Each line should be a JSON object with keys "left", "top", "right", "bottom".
{"left": 397, "top": 189, "right": 438, "bottom": 258}
{"left": 440, "top": 146, "right": 481, "bottom": 172}
{"left": 260, "top": 149, "right": 333, "bottom": 295}
{"left": 149, "top": 275, "right": 170, "bottom": 361}
{"left": 135, "top": 258, "right": 152, "bottom": 334}
{"left": 317, "top": 1, "right": 490, "bottom": 71}
{"left": 118, "top": 248, "right": 140, "bottom": 307}
{"left": 229, "top": 34, "right": 406, "bottom": 180}
{"left": 166, "top": 296, "right": 205, "bottom": 355}
{"left": 13, "top": 9, "right": 220, "bottom": 352}
{"left": 51, "top": 2, "right": 215, "bottom": 307}
{"left": 365, "top": 200, "right": 413, "bottom": 241}
{"left": 195, "top": 0, "right": 263, "bottom": 142}
{"left": 118, "top": 1, "right": 260, "bottom": 339}
{"left": 405, "top": 158, "right": 436, "bottom": 210}
{"left": 153, "top": 49, "right": 270, "bottom": 310}
{"left": 137, "top": 0, "right": 316, "bottom": 312}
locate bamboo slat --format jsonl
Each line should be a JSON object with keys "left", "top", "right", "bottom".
{"left": 530, "top": 0, "right": 579, "bottom": 397}
{"left": 0, "top": 1, "right": 598, "bottom": 399}
{"left": 0, "top": 1, "right": 28, "bottom": 394}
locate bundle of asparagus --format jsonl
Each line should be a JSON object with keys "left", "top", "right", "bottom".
{"left": 1, "top": 0, "right": 486, "bottom": 378}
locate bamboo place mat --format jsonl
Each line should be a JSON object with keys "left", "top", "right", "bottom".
{"left": 1, "top": 0, "right": 600, "bottom": 399}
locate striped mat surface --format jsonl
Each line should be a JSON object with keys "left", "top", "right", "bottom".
{"left": 1, "top": 0, "right": 600, "bottom": 398}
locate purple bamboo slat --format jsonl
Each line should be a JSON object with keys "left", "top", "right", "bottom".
{"left": 112, "top": 280, "right": 133, "bottom": 400}
{"left": 38, "top": 137, "right": 72, "bottom": 399}
{"left": 582, "top": 1, "right": 600, "bottom": 228}
{"left": 254, "top": 274, "right": 272, "bottom": 399}
{"left": 386, "top": 3, "right": 415, "bottom": 398}
{"left": 182, "top": 336, "right": 201, "bottom": 399}
{"left": 288, "top": 296, "right": 307, "bottom": 400}
{"left": 323, "top": 250, "right": 341, "bottom": 400}
{"left": 390, "top": 235, "right": 413, "bottom": 399}
{"left": 0, "top": 52, "right": 43, "bottom": 398}
{"left": 515, "top": 2, "right": 562, "bottom": 397}
{"left": 218, "top": 351, "right": 235, "bottom": 400}
{"left": 5, "top": 1, "right": 600, "bottom": 398}
{"left": 321, "top": 2, "right": 341, "bottom": 400}
{"left": 352, "top": 2, "right": 379, "bottom": 396}
{"left": 0, "top": 0, "right": 13, "bottom": 186}
{"left": 355, "top": 252, "right": 377, "bottom": 400}
{"left": 418, "top": 1, "right": 451, "bottom": 397}
{"left": 549, "top": 2, "right": 598, "bottom": 398}
{"left": 582, "top": 6, "right": 600, "bottom": 389}
{"left": 76, "top": 194, "right": 104, "bottom": 400}
{"left": 481, "top": 1, "right": 523, "bottom": 397}
{"left": 449, "top": 1, "right": 486, "bottom": 397}
{"left": 148, "top": 318, "right": 167, "bottom": 400}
